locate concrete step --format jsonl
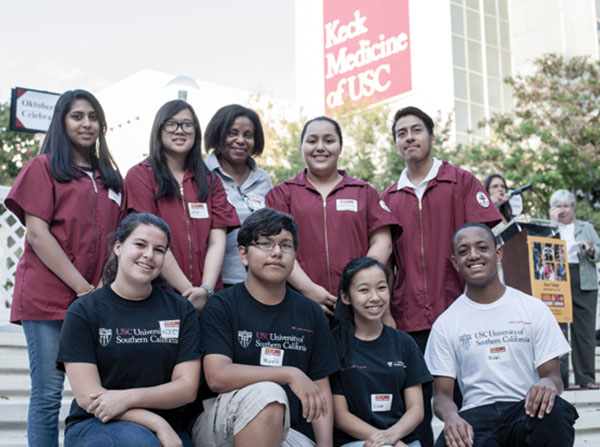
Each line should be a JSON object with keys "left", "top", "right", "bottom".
{"left": 0, "top": 427, "right": 64, "bottom": 447}
{"left": 0, "top": 374, "right": 73, "bottom": 397}
{"left": 0, "top": 396, "right": 71, "bottom": 425}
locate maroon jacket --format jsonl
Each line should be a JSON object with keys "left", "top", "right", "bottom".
{"left": 267, "top": 169, "right": 400, "bottom": 295}
{"left": 124, "top": 161, "right": 239, "bottom": 289}
{"left": 6, "top": 155, "right": 123, "bottom": 323}
{"left": 381, "top": 161, "right": 501, "bottom": 332}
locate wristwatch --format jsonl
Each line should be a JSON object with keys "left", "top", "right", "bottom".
{"left": 200, "top": 284, "right": 214, "bottom": 296}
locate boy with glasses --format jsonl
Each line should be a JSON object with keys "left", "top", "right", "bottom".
{"left": 191, "top": 208, "right": 339, "bottom": 447}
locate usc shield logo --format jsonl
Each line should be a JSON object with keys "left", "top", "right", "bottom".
{"left": 99, "top": 328, "right": 112, "bottom": 347}
{"left": 238, "top": 330, "right": 252, "bottom": 348}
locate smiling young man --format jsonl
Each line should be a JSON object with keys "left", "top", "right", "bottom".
{"left": 191, "top": 208, "right": 340, "bottom": 447}
{"left": 424, "top": 223, "right": 578, "bottom": 447}
{"left": 380, "top": 106, "right": 501, "bottom": 446}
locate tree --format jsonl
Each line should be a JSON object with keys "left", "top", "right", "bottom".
{"left": 463, "top": 54, "right": 600, "bottom": 226}
{"left": 0, "top": 103, "right": 39, "bottom": 185}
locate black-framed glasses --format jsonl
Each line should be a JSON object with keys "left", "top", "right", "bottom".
{"left": 162, "top": 120, "right": 196, "bottom": 134}
{"left": 249, "top": 240, "right": 296, "bottom": 253}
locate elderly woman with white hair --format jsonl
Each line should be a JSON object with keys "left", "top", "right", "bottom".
{"left": 550, "top": 189, "right": 600, "bottom": 389}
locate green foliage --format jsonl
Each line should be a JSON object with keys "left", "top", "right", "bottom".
{"left": 0, "top": 104, "right": 38, "bottom": 186}
{"left": 0, "top": 103, "right": 39, "bottom": 185}
{"left": 268, "top": 120, "right": 305, "bottom": 184}
{"left": 462, "top": 54, "right": 600, "bottom": 227}
{"left": 331, "top": 101, "right": 396, "bottom": 191}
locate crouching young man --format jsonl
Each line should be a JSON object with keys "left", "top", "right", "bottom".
{"left": 191, "top": 208, "right": 340, "bottom": 447}
{"left": 424, "top": 223, "right": 578, "bottom": 447}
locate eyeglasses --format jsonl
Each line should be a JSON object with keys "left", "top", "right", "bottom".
{"left": 237, "top": 187, "right": 256, "bottom": 212}
{"left": 162, "top": 120, "right": 196, "bottom": 134}
{"left": 249, "top": 240, "right": 295, "bottom": 253}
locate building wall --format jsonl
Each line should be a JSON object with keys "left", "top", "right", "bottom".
{"left": 295, "top": 0, "right": 599, "bottom": 146}
{"left": 510, "top": 0, "right": 598, "bottom": 76}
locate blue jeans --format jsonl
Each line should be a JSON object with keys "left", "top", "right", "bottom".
{"left": 434, "top": 397, "right": 578, "bottom": 447}
{"left": 22, "top": 320, "right": 65, "bottom": 447}
{"left": 65, "top": 417, "right": 193, "bottom": 447}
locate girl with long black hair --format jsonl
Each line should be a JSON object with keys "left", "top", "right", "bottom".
{"left": 5, "top": 89, "right": 123, "bottom": 447}
{"left": 331, "top": 257, "right": 432, "bottom": 447}
{"left": 124, "top": 100, "right": 239, "bottom": 311}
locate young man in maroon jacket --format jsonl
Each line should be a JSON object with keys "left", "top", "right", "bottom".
{"left": 381, "top": 106, "right": 501, "bottom": 446}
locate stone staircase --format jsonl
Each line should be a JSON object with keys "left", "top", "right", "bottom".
{"left": 1, "top": 309, "right": 599, "bottom": 446}
{"left": 0, "top": 310, "right": 71, "bottom": 447}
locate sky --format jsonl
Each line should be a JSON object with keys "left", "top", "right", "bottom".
{"left": 0, "top": 0, "right": 296, "bottom": 103}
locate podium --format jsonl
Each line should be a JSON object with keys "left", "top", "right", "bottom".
{"left": 494, "top": 217, "right": 559, "bottom": 293}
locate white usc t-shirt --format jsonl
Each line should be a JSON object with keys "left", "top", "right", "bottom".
{"left": 425, "top": 287, "right": 570, "bottom": 411}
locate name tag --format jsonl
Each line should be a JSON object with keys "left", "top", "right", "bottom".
{"left": 336, "top": 199, "right": 358, "bottom": 212}
{"left": 488, "top": 346, "right": 510, "bottom": 362}
{"left": 260, "top": 347, "right": 284, "bottom": 366}
{"left": 371, "top": 394, "right": 393, "bottom": 412}
{"left": 159, "top": 320, "right": 180, "bottom": 339}
{"left": 188, "top": 202, "right": 209, "bottom": 219}
{"left": 108, "top": 189, "right": 122, "bottom": 207}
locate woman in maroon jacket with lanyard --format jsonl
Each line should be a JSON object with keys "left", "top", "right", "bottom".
{"left": 5, "top": 89, "right": 123, "bottom": 447}
{"left": 124, "top": 100, "right": 239, "bottom": 311}
{"left": 266, "top": 116, "right": 399, "bottom": 317}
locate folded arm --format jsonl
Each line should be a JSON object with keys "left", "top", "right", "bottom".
{"left": 65, "top": 359, "right": 200, "bottom": 422}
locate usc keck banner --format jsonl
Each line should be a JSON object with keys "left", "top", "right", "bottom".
{"left": 323, "top": 0, "right": 412, "bottom": 112}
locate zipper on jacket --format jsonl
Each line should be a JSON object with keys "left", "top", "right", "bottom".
{"left": 90, "top": 174, "right": 98, "bottom": 283}
{"left": 323, "top": 198, "right": 333, "bottom": 294}
{"left": 418, "top": 200, "right": 430, "bottom": 317}
{"left": 180, "top": 183, "right": 193, "bottom": 283}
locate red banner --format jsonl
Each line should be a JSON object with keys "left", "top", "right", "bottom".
{"left": 323, "top": 0, "right": 412, "bottom": 112}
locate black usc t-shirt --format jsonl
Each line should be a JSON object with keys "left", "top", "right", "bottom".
{"left": 201, "top": 283, "right": 340, "bottom": 441}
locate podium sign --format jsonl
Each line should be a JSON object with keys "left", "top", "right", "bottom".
{"left": 527, "top": 235, "right": 572, "bottom": 323}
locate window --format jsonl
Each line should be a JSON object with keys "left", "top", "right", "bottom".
{"left": 451, "top": 0, "right": 512, "bottom": 143}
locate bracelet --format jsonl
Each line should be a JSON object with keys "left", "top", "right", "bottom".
{"left": 77, "top": 285, "right": 95, "bottom": 297}
{"left": 200, "top": 284, "right": 214, "bottom": 297}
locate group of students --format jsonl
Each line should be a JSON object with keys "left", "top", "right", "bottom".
{"left": 4, "top": 88, "right": 579, "bottom": 447}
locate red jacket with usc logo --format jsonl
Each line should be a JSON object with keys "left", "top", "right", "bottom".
{"left": 381, "top": 161, "right": 501, "bottom": 333}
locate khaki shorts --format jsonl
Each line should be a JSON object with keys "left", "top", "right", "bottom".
{"left": 191, "top": 381, "right": 315, "bottom": 447}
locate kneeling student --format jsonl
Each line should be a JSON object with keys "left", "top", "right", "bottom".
{"left": 331, "top": 257, "right": 432, "bottom": 447}
{"left": 425, "top": 223, "right": 578, "bottom": 447}
{"left": 192, "top": 208, "right": 340, "bottom": 447}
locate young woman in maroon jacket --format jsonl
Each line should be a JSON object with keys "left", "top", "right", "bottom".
{"left": 266, "top": 116, "right": 398, "bottom": 317}
{"left": 5, "top": 89, "right": 123, "bottom": 447}
{"left": 124, "top": 100, "right": 239, "bottom": 311}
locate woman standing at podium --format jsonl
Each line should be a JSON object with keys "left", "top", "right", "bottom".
{"left": 550, "top": 189, "right": 600, "bottom": 389}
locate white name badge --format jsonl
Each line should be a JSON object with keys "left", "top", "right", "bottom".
{"left": 108, "top": 189, "right": 122, "bottom": 207}
{"left": 260, "top": 347, "right": 284, "bottom": 366}
{"left": 159, "top": 320, "right": 180, "bottom": 339}
{"left": 371, "top": 394, "right": 393, "bottom": 412}
{"left": 336, "top": 199, "right": 358, "bottom": 212}
{"left": 188, "top": 202, "right": 209, "bottom": 219}
{"left": 488, "top": 345, "right": 510, "bottom": 362}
